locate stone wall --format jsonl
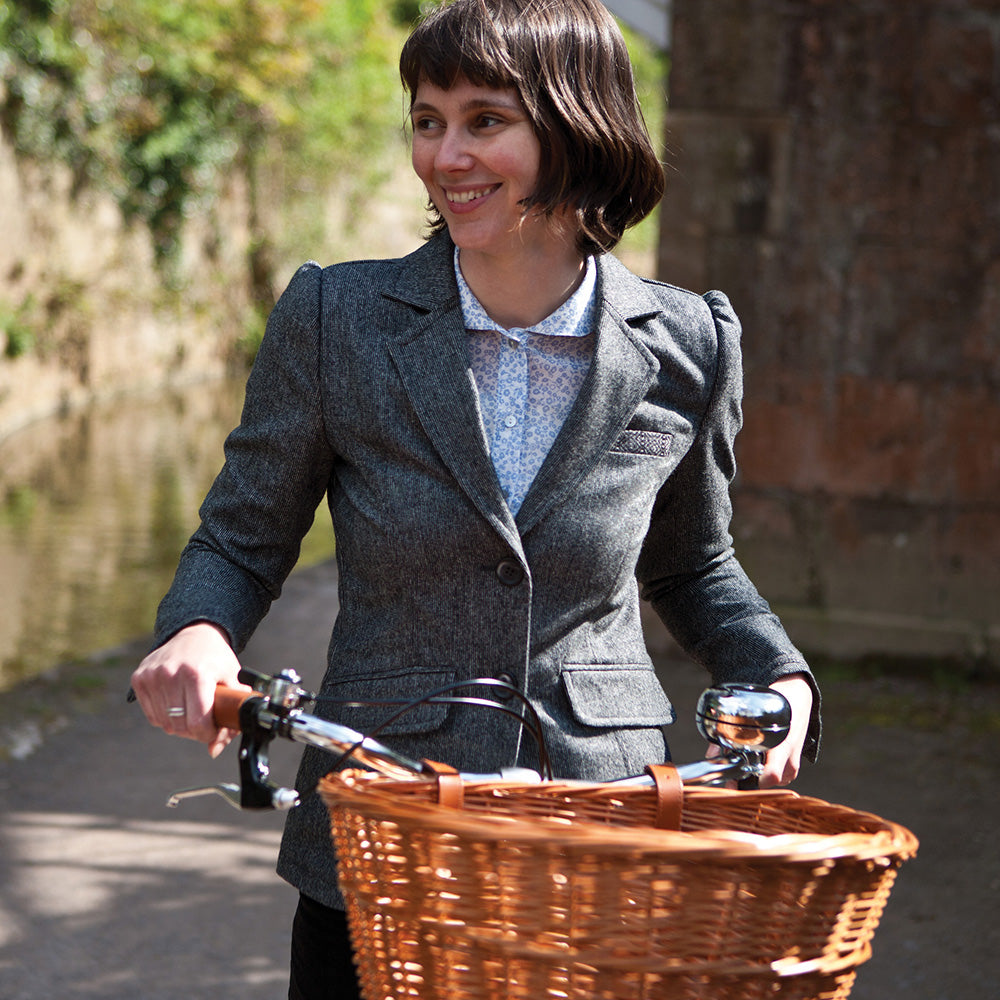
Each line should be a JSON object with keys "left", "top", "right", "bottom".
{"left": 660, "top": 0, "right": 1000, "bottom": 672}
{"left": 0, "top": 120, "right": 253, "bottom": 441}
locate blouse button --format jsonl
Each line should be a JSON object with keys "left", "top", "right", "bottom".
{"left": 503, "top": 415, "right": 517, "bottom": 428}
{"left": 495, "top": 559, "right": 524, "bottom": 586}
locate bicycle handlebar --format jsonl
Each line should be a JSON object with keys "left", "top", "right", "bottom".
{"left": 166, "top": 671, "right": 791, "bottom": 811}
{"left": 213, "top": 685, "right": 250, "bottom": 731}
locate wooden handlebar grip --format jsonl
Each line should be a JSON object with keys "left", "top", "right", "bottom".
{"left": 214, "top": 686, "right": 252, "bottom": 730}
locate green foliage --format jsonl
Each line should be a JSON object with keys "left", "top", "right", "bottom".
{"left": 1, "top": 295, "right": 37, "bottom": 358}
{"left": 619, "top": 21, "right": 669, "bottom": 150}
{"left": 234, "top": 302, "right": 268, "bottom": 366}
{"left": 0, "top": 0, "right": 411, "bottom": 265}
{"left": 614, "top": 22, "right": 670, "bottom": 266}
{"left": 1, "top": 484, "right": 37, "bottom": 529}
{"left": 389, "top": 0, "right": 425, "bottom": 26}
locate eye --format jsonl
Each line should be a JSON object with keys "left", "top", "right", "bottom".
{"left": 476, "top": 113, "right": 505, "bottom": 129}
{"left": 412, "top": 115, "right": 442, "bottom": 133}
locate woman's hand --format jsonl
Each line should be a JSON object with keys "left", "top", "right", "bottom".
{"left": 759, "top": 672, "right": 813, "bottom": 787}
{"left": 130, "top": 622, "right": 249, "bottom": 758}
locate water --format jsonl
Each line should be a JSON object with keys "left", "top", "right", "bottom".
{"left": 0, "top": 380, "right": 336, "bottom": 691}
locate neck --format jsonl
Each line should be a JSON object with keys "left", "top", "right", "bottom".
{"left": 458, "top": 244, "right": 587, "bottom": 329}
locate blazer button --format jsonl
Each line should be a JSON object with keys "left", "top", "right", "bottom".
{"left": 495, "top": 559, "right": 524, "bottom": 586}
{"left": 495, "top": 673, "right": 516, "bottom": 701}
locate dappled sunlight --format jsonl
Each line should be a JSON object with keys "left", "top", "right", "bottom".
{"left": 0, "top": 808, "right": 295, "bottom": 999}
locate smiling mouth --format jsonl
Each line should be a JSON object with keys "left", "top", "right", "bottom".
{"left": 446, "top": 185, "right": 500, "bottom": 205}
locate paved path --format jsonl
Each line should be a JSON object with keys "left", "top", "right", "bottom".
{"left": 1, "top": 559, "right": 997, "bottom": 998}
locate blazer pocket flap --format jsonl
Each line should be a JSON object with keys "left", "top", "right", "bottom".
{"left": 561, "top": 664, "right": 674, "bottom": 728}
{"left": 610, "top": 429, "right": 673, "bottom": 456}
{"left": 324, "top": 669, "right": 455, "bottom": 736}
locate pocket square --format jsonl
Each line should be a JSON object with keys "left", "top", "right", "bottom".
{"left": 611, "top": 429, "right": 673, "bottom": 456}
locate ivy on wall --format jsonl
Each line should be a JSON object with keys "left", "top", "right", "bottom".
{"left": 0, "top": 0, "right": 414, "bottom": 266}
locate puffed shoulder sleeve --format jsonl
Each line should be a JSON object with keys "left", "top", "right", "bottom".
{"left": 638, "top": 290, "right": 820, "bottom": 760}
{"left": 153, "top": 261, "right": 336, "bottom": 652}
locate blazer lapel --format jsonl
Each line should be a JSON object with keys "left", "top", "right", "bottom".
{"left": 379, "top": 239, "right": 665, "bottom": 548}
{"left": 516, "top": 255, "right": 664, "bottom": 535}
{"left": 382, "top": 237, "right": 522, "bottom": 551}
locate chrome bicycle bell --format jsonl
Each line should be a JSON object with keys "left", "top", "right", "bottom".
{"left": 695, "top": 683, "right": 791, "bottom": 753}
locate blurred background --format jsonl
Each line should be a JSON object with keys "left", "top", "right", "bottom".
{"left": 0, "top": 0, "right": 666, "bottom": 691}
{"left": 0, "top": 1, "right": 998, "bottom": 998}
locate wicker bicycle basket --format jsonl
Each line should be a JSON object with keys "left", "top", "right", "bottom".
{"left": 319, "top": 770, "right": 917, "bottom": 1000}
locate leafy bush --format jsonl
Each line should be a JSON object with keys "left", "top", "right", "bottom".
{"left": 1, "top": 296, "right": 36, "bottom": 359}
{"left": 0, "top": 0, "right": 412, "bottom": 265}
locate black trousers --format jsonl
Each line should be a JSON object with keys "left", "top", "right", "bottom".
{"left": 288, "top": 893, "right": 363, "bottom": 1000}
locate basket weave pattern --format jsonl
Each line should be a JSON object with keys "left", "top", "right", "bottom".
{"left": 320, "top": 771, "right": 917, "bottom": 1000}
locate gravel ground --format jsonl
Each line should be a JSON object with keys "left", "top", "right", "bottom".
{"left": 1, "top": 559, "right": 997, "bottom": 999}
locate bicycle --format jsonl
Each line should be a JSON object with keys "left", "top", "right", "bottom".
{"left": 167, "top": 671, "right": 917, "bottom": 1000}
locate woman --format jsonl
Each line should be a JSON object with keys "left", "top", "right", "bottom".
{"left": 131, "top": 1, "right": 819, "bottom": 997}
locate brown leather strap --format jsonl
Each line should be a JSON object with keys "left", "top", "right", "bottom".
{"left": 423, "top": 759, "right": 465, "bottom": 810}
{"left": 645, "top": 763, "right": 684, "bottom": 830}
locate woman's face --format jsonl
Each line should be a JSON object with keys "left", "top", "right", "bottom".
{"left": 410, "top": 78, "right": 568, "bottom": 263}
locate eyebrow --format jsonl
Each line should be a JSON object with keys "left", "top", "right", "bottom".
{"left": 410, "top": 96, "right": 523, "bottom": 116}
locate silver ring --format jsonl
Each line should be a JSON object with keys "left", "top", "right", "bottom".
{"left": 167, "top": 707, "right": 186, "bottom": 718}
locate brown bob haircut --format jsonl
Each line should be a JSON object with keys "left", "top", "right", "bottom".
{"left": 399, "top": 0, "right": 665, "bottom": 256}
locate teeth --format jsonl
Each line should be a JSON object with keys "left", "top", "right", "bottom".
{"left": 447, "top": 186, "right": 497, "bottom": 204}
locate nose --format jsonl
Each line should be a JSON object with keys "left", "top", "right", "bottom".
{"left": 435, "top": 126, "right": 475, "bottom": 173}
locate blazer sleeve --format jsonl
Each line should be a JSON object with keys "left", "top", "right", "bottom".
{"left": 153, "top": 261, "right": 335, "bottom": 653}
{"left": 636, "top": 290, "right": 821, "bottom": 760}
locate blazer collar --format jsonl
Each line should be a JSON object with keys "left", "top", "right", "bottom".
{"left": 384, "top": 233, "right": 665, "bottom": 326}
{"left": 383, "top": 233, "right": 459, "bottom": 316}
{"left": 382, "top": 235, "right": 664, "bottom": 541}
{"left": 594, "top": 251, "right": 668, "bottom": 328}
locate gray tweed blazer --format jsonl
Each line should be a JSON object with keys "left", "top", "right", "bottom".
{"left": 153, "top": 232, "right": 818, "bottom": 907}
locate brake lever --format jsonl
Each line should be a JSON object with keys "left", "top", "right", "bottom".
{"left": 167, "top": 782, "right": 244, "bottom": 810}
{"left": 167, "top": 669, "right": 308, "bottom": 811}
{"left": 165, "top": 780, "right": 300, "bottom": 811}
